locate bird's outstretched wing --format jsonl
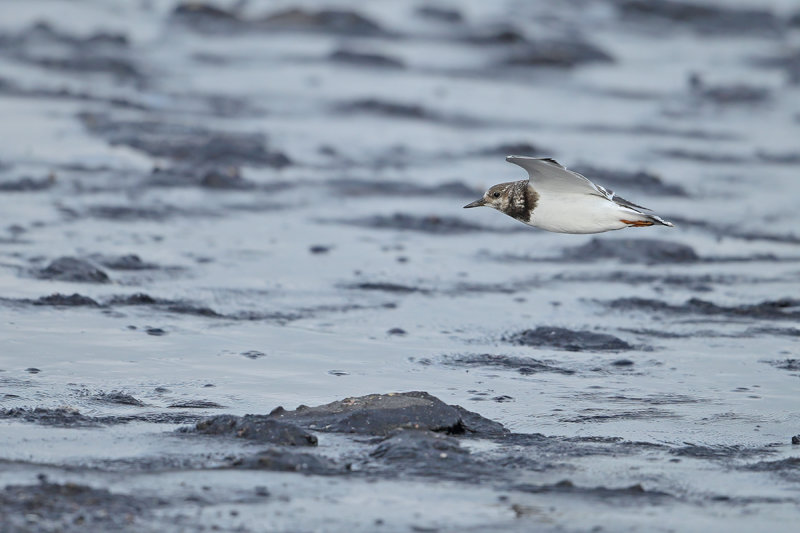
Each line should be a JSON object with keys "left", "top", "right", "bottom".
{"left": 506, "top": 156, "right": 602, "bottom": 196}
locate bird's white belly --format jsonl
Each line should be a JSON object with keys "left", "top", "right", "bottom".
{"left": 527, "top": 194, "right": 630, "bottom": 234}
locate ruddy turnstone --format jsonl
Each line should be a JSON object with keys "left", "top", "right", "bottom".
{"left": 464, "top": 156, "right": 674, "bottom": 234}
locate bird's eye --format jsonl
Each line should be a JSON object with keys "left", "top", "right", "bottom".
{"left": 492, "top": 192, "right": 501, "bottom": 198}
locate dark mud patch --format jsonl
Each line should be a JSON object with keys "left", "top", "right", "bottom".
{"left": 765, "top": 359, "right": 800, "bottom": 374}
{"left": 416, "top": 6, "right": 463, "bottom": 24}
{"left": 561, "top": 408, "right": 678, "bottom": 423}
{"left": 514, "top": 479, "right": 672, "bottom": 501}
{"left": 186, "top": 415, "right": 317, "bottom": 445}
{"left": 670, "top": 444, "right": 777, "bottom": 460}
{"left": 0, "top": 175, "right": 55, "bottom": 192}
{"left": 0, "top": 479, "right": 164, "bottom": 533}
{"left": 744, "top": 458, "right": 800, "bottom": 482}
{"left": 334, "top": 98, "right": 486, "bottom": 128}
{"left": 688, "top": 75, "right": 772, "bottom": 106}
{"left": 327, "top": 178, "right": 476, "bottom": 198}
{"left": 329, "top": 49, "right": 405, "bottom": 69}
{"left": 268, "top": 391, "right": 507, "bottom": 437}
{"left": 92, "top": 391, "right": 145, "bottom": 407}
{"left": 368, "top": 429, "right": 487, "bottom": 480}
{"left": 0, "top": 22, "right": 141, "bottom": 82}
{"left": 501, "top": 39, "right": 614, "bottom": 68}
{"left": 616, "top": 0, "right": 782, "bottom": 36}
{"left": 561, "top": 238, "right": 699, "bottom": 264}
{"left": 571, "top": 165, "right": 688, "bottom": 196}
{"left": 605, "top": 297, "right": 800, "bottom": 321}
{"left": 171, "top": 4, "right": 391, "bottom": 37}
{"left": 477, "top": 142, "right": 547, "bottom": 157}
{"left": 167, "top": 400, "right": 224, "bottom": 409}
{"left": 35, "top": 257, "right": 111, "bottom": 283}
{"left": 231, "top": 449, "right": 342, "bottom": 474}
{"left": 79, "top": 113, "right": 290, "bottom": 168}
{"left": 347, "top": 282, "right": 428, "bottom": 294}
{"left": 88, "top": 254, "right": 159, "bottom": 271}
{"left": 33, "top": 293, "right": 100, "bottom": 307}
{"left": 0, "top": 407, "right": 202, "bottom": 427}
{"left": 504, "top": 327, "right": 633, "bottom": 352}
{"left": 333, "top": 213, "right": 517, "bottom": 234}
{"left": 442, "top": 354, "right": 575, "bottom": 375}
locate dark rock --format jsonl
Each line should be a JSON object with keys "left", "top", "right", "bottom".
{"left": 0, "top": 175, "right": 54, "bottom": 191}
{"left": 792, "top": 435, "right": 800, "bottom": 445}
{"left": 93, "top": 391, "right": 145, "bottom": 406}
{"left": 25, "top": 367, "right": 40, "bottom": 374}
{"left": 504, "top": 327, "right": 632, "bottom": 352}
{"left": 190, "top": 414, "right": 317, "bottom": 445}
{"left": 769, "top": 359, "right": 800, "bottom": 371}
{"left": 387, "top": 328, "right": 407, "bottom": 336}
{"left": 618, "top": 0, "right": 781, "bottom": 35}
{"left": 561, "top": 238, "right": 699, "bottom": 264}
{"left": 79, "top": 113, "right": 291, "bottom": 168}
{"left": 268, "top": 391, "right": 507, "bottom": 436}
{"left": 503, "top": 40, "right": 614, "bottom": 68}
{"left": 415, "top": 6, "right": 463, "bottom": 23}
{"left": 612, "top": 359, "right": 635, "bottom": 367}
{"left": 309, "top": 245, "right": 331, "bottom": 254}
{"left": 233, "top": 449, "right": 340, "bottom": 474}
{"left": 330, "top": 49, "right": 405, "bottom": 69}
{"left": 145, "top": 327, "right": 167, "bottom": 336}
{"left": 606, "top": 297, "right": 800, "bottom": 320}
{"left": 443, "top": 354, "right": 575, "bottom": 375}
{"left": 37, "top": 257, "right": 110, "bottom": 283}
{"left": 570, "top": 166, "right": 688, "bottom": 196}
{"left": 33, "top": 293, "right": 100, "bottom": 307}
{"left": 168, "top": 400, "right": 224, "bottom": 409}
{"left": 241, "top": 350, "right": 266, "bottom": 359}
{"left": 0, "top": 481, "right": 162, "bottom": 531}
{"left": 166, "top": 304, "right": 221, "bottom": 318}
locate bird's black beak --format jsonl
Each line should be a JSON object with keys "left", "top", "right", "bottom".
{"left": 463, "top": 198, "right": 486, "bottom": 208}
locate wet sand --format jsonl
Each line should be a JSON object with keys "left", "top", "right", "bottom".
{"left": 1, "top": 0, "right": 799, "bottom": 531}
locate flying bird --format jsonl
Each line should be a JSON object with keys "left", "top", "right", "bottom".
{"left": 464, "top": 156, "right": 674, "bottom": 234}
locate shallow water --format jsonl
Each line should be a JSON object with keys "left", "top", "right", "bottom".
{"left": 1, "top": 0, "right": 799, "bottom": 531}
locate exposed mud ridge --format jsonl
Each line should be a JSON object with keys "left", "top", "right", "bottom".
{"left": 605, "top": 297, "right": 800, "bottom": 321}
{"left": 186, "top": 415, "right": 318, "bottom": 445}
{"left": 441, "top": 353, "right": 576, "bottom": 375}
{"left": 268, "top": 391, "right": 508, "bottom": 436}
{"left": 561, "top": 238, "right": 699, "bottom": 264}
{"left": 688, "top": 76, "right": 772, "bottom": 106}
{"left": 333, "top": 212, "right": 519, "bottom": 234}
{"left": 766, "top": 359, "right": 800, "bottom": 373}
{"left": 88, "top": 254, "right": 159, "bottom": 271}
{"left": 504, "top": 327, "right": 633, "bottom": 352}
{"left": 616, "top": 0, "right": 782, "bottom": 35}
{"left": 34, "top": 257, "right": 111, "bottom": 283}
{"left": 743, "top": 458, "right": 800, "bottom": 482}
{"left": 570, "top": 165, "right": 688, "bottom": 196}
{"left": 0, "top": 22, "right": 141, "bottom": 82}
{"left": 0, "top": 478, "right": 164, "bottom": 533}
{"left": 171, "top": 3, "right": 391, "bottom": 37}
{"left": 78, "top": 113, "right": 291, "bottom": 168}
{"left": 231, "top": 448, "right": 342, "bottom": 474}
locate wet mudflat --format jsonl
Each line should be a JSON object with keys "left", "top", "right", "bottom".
{"left": 1, "top": 0, "right": 799, "bottom": 531}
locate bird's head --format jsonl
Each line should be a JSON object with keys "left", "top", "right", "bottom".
{"left": 463, "top": 182, "right": 516, "bottom": 212}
